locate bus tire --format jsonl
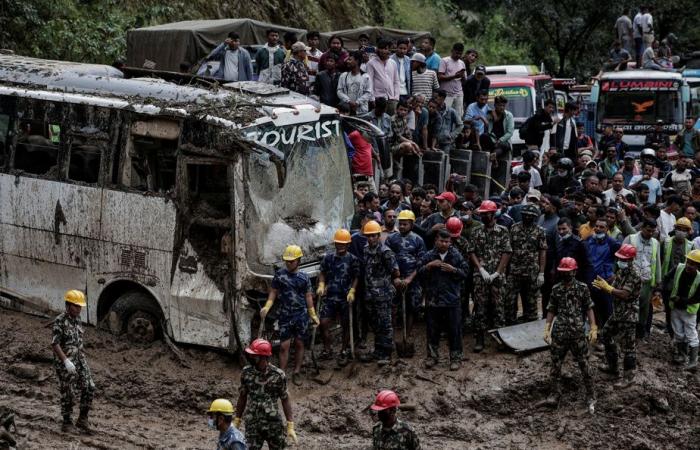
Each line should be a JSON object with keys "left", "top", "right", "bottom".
{"left": 107, "top": 291, "right": 162, "bottom": 344}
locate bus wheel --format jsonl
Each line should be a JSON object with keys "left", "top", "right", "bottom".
{"left": 108, "top": 291, "right": 162, "bottom": 344}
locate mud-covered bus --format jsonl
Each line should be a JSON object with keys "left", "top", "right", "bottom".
{"left": 592, "top": 70, "right": 691, "bottom": 155}
{"left": 0, "top": 55, "right": 356, "bottom": 351}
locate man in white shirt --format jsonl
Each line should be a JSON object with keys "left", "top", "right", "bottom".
{"left": 633, "top": 8, "right": 644, "bottom": 66}
{"left": 512, "top": 150, "right": 543, "bottom": 188}
{"left": 437, "top": 43, "right": 467, "bottom": 120}
{"left": 603, "top": 173, "right": 633, "bottom": 206}
{"left": 306, "top": 31, "right": 323, "bottom": 86}
{"left": 337, "top": 51, "right": 373, "bottom": 115}
{"left": 390, "top": 39, "right": 411, "bottom": 101}
{"left": 630, "top": 163, "right": 663, "bottom": 205}
{"left": 641, "top": 6, "right": 654, "bottom": 50}
{"left": 658, "top": 195, "right": 683, "bottom": 242}
{"left": 366, "top": 39, "right": 401, "bottom": 115}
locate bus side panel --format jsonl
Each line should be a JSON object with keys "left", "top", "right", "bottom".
{"left": 0, "top": 174, "right": 101, "bottom": 319}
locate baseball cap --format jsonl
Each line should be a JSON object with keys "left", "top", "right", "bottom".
{"left": 623, "top": 154, "right": 635, "bottom": 160}
{"left": 410, "top": 53, "right": 426, "bottom": 63}
{"left": 475, "top": 64, "right": 486, "bottom": 73}
{"left": 434, "top": 191, "right": 457, "bottom": 204}
{"left": 291, "top": 42, "right": 310, "bottom": 52}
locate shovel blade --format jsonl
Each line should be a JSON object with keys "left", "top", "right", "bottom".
{"left": 396, "top": 340, "right": 416, "bottom": 358}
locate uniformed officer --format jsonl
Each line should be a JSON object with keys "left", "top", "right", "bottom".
{"left": 593, "top": 244, "right": 642, "bottom": 388}
{"left": 235, "top": 339, "right": 297, "bottom": 450}
{"left": 385, "top": 210, "right": 426, "bottom": 336}
{"left": 468, "top": 200, "right": 512, "bottom": 352}
{"left": 51, "top": 289, "right": 95, "bottom": 433}
{"left": 260, "top": 245, "right": 319, "bottom": 385}
{"left": 371, "top": 390, "right": 420, "bottom": 450}
{"left": 318, "top": 229, "right": 360, "bottom": 364}
{"left": 360, "top": 220, "right": 401, "bottom": 366}
{"left": 207, "top": 399, "right": 247, "bottom": 450}
{"left": 507, "top": 204, "right": 547, "bottom": 324}
{"left": 543, "top": 258, "right": 598, "bottom": 412}
{"left": 418, "top": 224, "right": 469, "bottom": 370}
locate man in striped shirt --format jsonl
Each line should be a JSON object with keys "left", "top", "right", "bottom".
{"left": 410, "top": 53, "right": 439, "bottom": 99}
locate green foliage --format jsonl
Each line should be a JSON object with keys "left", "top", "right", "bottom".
{"left": 385, "top": 0, "right": 465, "bottom": 55}
{"left": 467, "top": 11, "right": 529, "bottom": 66}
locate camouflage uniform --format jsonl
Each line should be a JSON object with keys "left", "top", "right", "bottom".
{"left": 239, "top": 364, "right": 289, "bottom": 450}
{"left": 362, "top": 243, "right": 399, "bottom": 359}
{"left": 601, "top": 265, "right": 642, "bottom": 374}
{"left": 280, "top": 58, "right": 309, "bottom": 95}
{"left": 271, "top": 269, "right": 313, "bottom": 342}
{"left": 372, "top": 419, "right": 421, "bottom": 450}
{"left": 385, "top": 231, "right": 426, "bottom": 313}
{"left": 52, "top": 312, "right": 95, "bottom": 422}
{"left": 468, "top": 224, "right": 512, "bottom": 332}
{"left": 319, "top": 251, "right": 360, "bottom": 323}
{"left": 507, "top": 221, "right": 547, "bottom": 323}
{"left": 547, "top": 280, "right": 595, "bottom": 399}
{"left": 459, "top": 221, "right": 483, "bottom": 326}
{"left": 418, "top": 246, "right": 469, "bottom": 361}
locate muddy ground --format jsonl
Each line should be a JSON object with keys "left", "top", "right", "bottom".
{"left": 1, "top": 307, "right": 699, "bottom": 450}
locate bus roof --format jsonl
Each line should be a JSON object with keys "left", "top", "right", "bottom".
{"left": 0, "top": 55, "right": 337, "bottom": 127}
{"left": 485, "top": 65, "right": 539, "bottom": 76}
{"left": 600, "top": 70, "right": 683, "bottom": 81}
{"left": 489, "top": 77, "right": 535, "bottom": 88}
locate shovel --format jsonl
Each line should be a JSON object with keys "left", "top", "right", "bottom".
{"left": 344, "top": 301, "right": 360, "bottom": 379}
{"left": 396, "top": 289, "right": 416, "bottom": 358}
{"left": 309, "top": 295, "right": 333, "bottom": 385}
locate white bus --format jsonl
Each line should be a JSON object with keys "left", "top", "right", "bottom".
{"left": 0, "top": 55, "right": 355, "bottom": 351}
{"left": 592, "top": 70, "right": 691, "bottom": 155}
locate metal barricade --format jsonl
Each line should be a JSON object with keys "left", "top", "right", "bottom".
{"left": 445, "top": 149, "right": 472, "bottom": 196}
{"left": 419, "top": 151, "right": 448, "bottom": 191}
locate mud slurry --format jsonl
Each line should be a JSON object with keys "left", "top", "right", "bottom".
{"left": 1, "top": 307, "right": 699, "bottom": 449}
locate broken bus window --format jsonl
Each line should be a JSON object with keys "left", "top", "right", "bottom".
{"left": 68, "top": 141, "right": 102, "bottom": 184}
{"left": 130, "top": 137, "right": 176, "bottom": 192}
{"left": 14, "top": 120, "right": 60, "bottom": 177}
{"left": 0, "top": 113, "right": 9, "bottom": 169}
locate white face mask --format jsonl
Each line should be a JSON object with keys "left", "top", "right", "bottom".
{"left": 207, "top": 418, "right": 216, "bottom": 430}
{"left": 617, "top": 261, "right": 628, "bottom": 269}
{"left": 559, "top": 232, "right": 572, "bottom": 239}
{"left": 557, "top": 170, "right": 568, "bottom": 177}
{"left": 595, "top": 232, "right": 606, "bottom": 240}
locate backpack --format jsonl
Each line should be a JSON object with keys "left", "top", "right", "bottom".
{"left": 519, "top": 117, "right": 531, "bottom": 137}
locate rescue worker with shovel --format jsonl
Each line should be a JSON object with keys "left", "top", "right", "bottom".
{"left": 370, "top": 390, "right": 421, "bottom": 450}
{"left": 359, "top": 220, "right": 401, "bottom": 366}
{"left": 385, "top": 209, "right": 426, "bottom": 353}
{"left": 543, "top": 258, "right": 598, "bottom": 412}
{"left": 260, "top": 245, "right": 319, "bottom": 385}
{"left": 318, "top": 229, "right": 360, "bottom": 366}
{"left": 419, "top": 223, "right": 469, "bottom": 370}
{"left": 468, "top": 200, "right": 512, "bottom": 352}
{"left": 51, "top": 289, "right": 95, "bottom": 433}
{"left": 235, "top": 339, "right": 297, "bottom": 450}
{"left": 594, "top": 244, "right": 642, "bottom": 388}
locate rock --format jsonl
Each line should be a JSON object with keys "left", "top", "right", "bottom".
{"left": 9, "top": 363, "right": 39, "bottom": 380}
{"left": 650, "top": 396, "right": 670, "bottom": 413}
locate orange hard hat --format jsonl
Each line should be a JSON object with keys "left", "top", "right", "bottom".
{"left": 557, "top": 257, "right": 578, "bottom": 272}
{"left": 445, "top": 217, "right": 463, "bottom": 237}
{"left": 245, "top": 338, "right": 272, "bottom": 357}
{"left": 363, "top": 220, "right": 382, "bottom": 235}
{"left": 371, "top": 390, "right": 400, "bottom": 411}
{"left": 333, "top": 229, "right": 352, "bottom": 244}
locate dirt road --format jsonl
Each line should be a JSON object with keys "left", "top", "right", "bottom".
{"left": 1, "top": 307, "right": 698, "bottom": 449}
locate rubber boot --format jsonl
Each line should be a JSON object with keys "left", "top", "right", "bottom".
{"left": 473, "top": 332, "right": 485, "bottom": 353}
{"left": 674, "top": 343, "right": 688, "bottom": 365}
{"left": 686, "top": 346, "right": 699, "bottom": 372}
{"left": 75, "top": 409, "right": 92, "bottom": 434}
{"left": 599, "top": 349, "right": 620, "bottom": 378}
{"left": 615, "top": 355, "right": 636, "bottom": 388}
{"left": 61, "top": 416, "right": 75, "bottom": 433}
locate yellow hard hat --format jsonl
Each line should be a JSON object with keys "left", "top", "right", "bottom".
{"left": 362, "top": 220, "right": 382, "bottom": 235}
{"left": 687, "top": 249, "right": 700, "bottom": 264}
{"left": 207, "top": 398, "right": 234, "bottom": 415}
{"left": 64, "top": 290, "right": 86, "bottom": 307}
{"left": 675, "top": 217, "right": 692, "bottom": 230}
{"left": 333, "top": 229, "right": 352, "bottom": 244}
{"left": 397, "top": 210, "right": 416, "bottom": 222}
{"left": 282, "top": 245, "right": 303, "bottom": 261}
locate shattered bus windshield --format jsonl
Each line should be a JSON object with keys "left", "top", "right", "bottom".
{"left": 244, "top": 117, "right": 354, "bottom": 272}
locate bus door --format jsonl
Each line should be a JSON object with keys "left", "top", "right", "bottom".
{"left": 0, "top": 98, "right": 105, "bottom": 319}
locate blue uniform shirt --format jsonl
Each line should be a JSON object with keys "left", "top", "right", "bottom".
{"left": 385, "top": 231, "right": 427, "bottom": 276}
{"left": 271, "top": 268, "right": 312, "bottom": 316}
{"left": 418, "top": 246, "right": 468, "bottom": 307}
{"left": 320, "top": 251, "right": 360, "bottom": 298}
{"left": 585, "top": 235, "right": 620, "bottom": 282}
{"left": 218, "top": 424, "right": 247, "bottom": 450}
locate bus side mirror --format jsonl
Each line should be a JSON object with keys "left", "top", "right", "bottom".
{"left": 590, "top": 84, "right": 599, "bottom": 104}
{"left": 682, "top": 85, "right": 690, "bottom": 104}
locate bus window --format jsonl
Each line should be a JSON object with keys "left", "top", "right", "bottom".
{"left": 15, "top": 120, "right": 60, "bottom": 177}
{"left": 68, "top": 141, "right": 102, "bottom": 184}
{"left": 188, "top": 163, "right": 230, "bottom": 218}
{"left": 130, "top": 137, "right": 177, "bottom": 192}
{"left": 0, "top": 113, "right": 9, "bottom": 169}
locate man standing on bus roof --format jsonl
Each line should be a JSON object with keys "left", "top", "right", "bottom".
{"left": 236, "top": 339, "right": 297, "bottom": 450}
{"left": 260, "top": 245, "right": 319, "bottom": 386}
{"left": 51, "top": 289, "right": 95, "bottom": 433}
{"left": 674, "top": 117, "right": 700, "bottom": 159}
